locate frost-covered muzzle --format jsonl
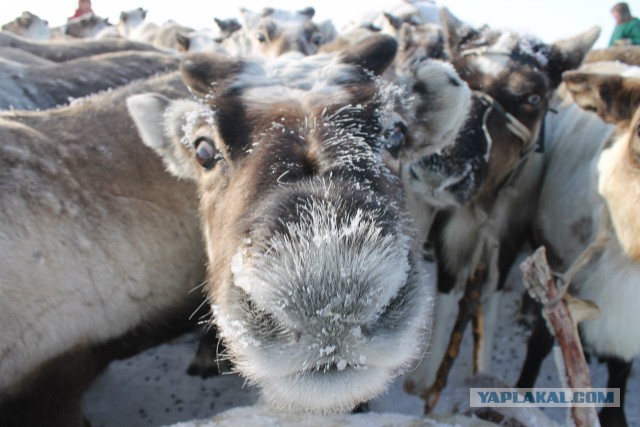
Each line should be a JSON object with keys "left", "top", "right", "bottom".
{"left": 213, "top": 178, "right": 432, "bottom": 413}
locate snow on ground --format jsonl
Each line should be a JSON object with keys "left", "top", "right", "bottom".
{"left": 82, "top": 260, "right": 640, "bottom": 427}
{"left": 167, "top": 406, "right": 496, "bottom": 427}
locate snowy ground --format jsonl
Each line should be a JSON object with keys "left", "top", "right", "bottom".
{"left": 82, "top": 261, "right": 640, "bottom": 427}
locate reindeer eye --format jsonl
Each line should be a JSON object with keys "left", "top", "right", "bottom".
{"left": 194, "top": 137, "right": 218, "bottom": 169}
{"left": 312, "top": 34, "right": 322, "bottom": 45}
{"left": 527, "top": 94, "right": 541, "bottom": 105}
{"left": 637, "top": 122, "right": 640, "bottom": 138}
{"left": 256, "top": 33, "right": 266, "bottom": 43}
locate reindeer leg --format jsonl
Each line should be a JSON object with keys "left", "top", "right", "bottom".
{"left": 423, "top": 262, "right": 486, "bottom": 414}
{"left": 474, "top": 237, "right": 500, "bottom": 374}
{"left": 187, "top": 326, "right": 228, "bottom": 378}
{"left": 471, "top": 301, "right": 483, "bottom": 374}
{"left": 404, "top": 290, "right": 460, "bottom": 395}
{"left": 516, "top": 312, "right": 555, "bottom": 388}
{"left": 599, "top": 357, "right": 632, "bottom": 427}
{"left": 404, "top": 248, "right": 460, "bottom": 396}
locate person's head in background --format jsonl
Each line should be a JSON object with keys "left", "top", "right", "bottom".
{"left": 612, "top": 2, "right": 632, "bottom": 25}
{"left": 71, "top": 0, "right": 93, "bottom": 19}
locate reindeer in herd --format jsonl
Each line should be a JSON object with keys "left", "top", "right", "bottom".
{"left": 516, "top": 61, "right": 640, "bottom": 427}
{"left": 1, "top": 3, "right": 637, "bottom": 426}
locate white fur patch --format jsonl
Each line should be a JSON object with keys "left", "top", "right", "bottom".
{"left": 538, "top": 87, "right": 640, "bottom": 362}
{"left": 213, "top": 189, "right": 433, "bottom": 413}
{"left": 578, "top": 241, "right": 640, "bottom": 360}
{"left": 232, "top": 200, "right": 410, "bottom": 326}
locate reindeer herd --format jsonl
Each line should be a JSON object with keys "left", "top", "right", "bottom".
{"left": 0, "top": 3, "right": 639, "bottom": 427}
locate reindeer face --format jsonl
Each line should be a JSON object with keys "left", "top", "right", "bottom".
{"left": 65, "top": 13, "right": 110, "bottom": 38}
{"left": 437, "top": 7, "right": 599, "bottom": 202}
{"left": 240, "top": 7, "right": 327, "bottom": 57}
{"left": 128, "top": 36, "right": 434, "bottom": 413}
{"left": 2, "top": 11, "right": 49, "bottom": 40}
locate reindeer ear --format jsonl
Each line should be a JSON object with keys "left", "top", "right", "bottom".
{"left": 175, "top": 32, "right": 190, "bottom": 52}
{"left": 546, "top": 26, "right": 601, "bottom": 87}
{"left": 563, "top": 71, "right": 616, "bottom": 119}
{"left": 562, "top": 71, "right": 640, "bottom": 125}
{"left": 298, "top": 7, "right": 315, "bottom": 19}
{"left": 127, "top": 93, "right": 204, "bottom": 181}
{"left": 215, "top": 17, "right": 240, "bottom": 33}
{"left": 439, "top": 7, "right": 478, "bottom": 57}
{"left": 341, "top": 34, "right": 397, "bottom": 76}
{"left": 384, "top": 13, "right": 403, "bottom": 30}
{"left": 180, "top": 52, "right": 245, "bottom": 96}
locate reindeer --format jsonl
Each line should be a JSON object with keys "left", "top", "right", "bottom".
{"left": 115, "top": 8, "right": 240, "bottom": 53}
{"left": 125, "top": 35, "right": 476, "bottom": 413}
{"left": 117, "top": 7, "right": 150, "bottom": 38}
{"left": 64, "top": 13, "right": 112, "bottom": 39}
{"left": 517, "top": 62, "right": 640, "bottom": 427}
{"left": 584, "top": 45, "right": 640, "bottom": 66}
{"left": 223, "top": 6, "right": 333, "bottom": 57}
{"left": 401, "top": 7, "right": 600, "bottom": 398}
{"left": 0, "top": 30, "right": 160, "bottom": 62}
{"left": 0, "top": 71, "right": 207, "bottom": 427}
{"left": 1, "top": 12, "right": 50, "bottom": 41}
{"left": 351, "top": 0, "right": 440, "bottom": 37}
{"left": 0, "top": 50, "right": 179, "bottom": 110}
{"left": 174, "top": 18, "right": 242, "bottom": 53}
{"left": 176, "top": 18, "right": 241, "bottom": 53}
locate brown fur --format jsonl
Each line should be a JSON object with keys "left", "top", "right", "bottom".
{"left": 0, "top": 50, "right": 179, "bottom": 110}
{"left": 0, "top": 72, "right": 206, "bottom": 426}
{"left": 566, "top": 70, "right": 640, "bottom": 261}
{"left": 1, "top": 12, "right": 49, "bottom": 40}
{"left": 584, "top": 46, "right": 640, "bottom": 66}
{"left": 564, "top": 67, "right": 640, "bottom": 261}
{"left": 0, "top": 30, "right": 160, "bottom": 62}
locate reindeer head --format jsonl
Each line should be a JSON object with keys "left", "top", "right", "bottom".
{"left": 436, "top": 7, "right": 599, "bottom": 204}
{"left": 127, "top": 36, "right": 434, "bottom": 413}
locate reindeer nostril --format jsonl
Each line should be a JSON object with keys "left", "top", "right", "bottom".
{"left": 448, "top": 75, "right": 462, "bottom": 87}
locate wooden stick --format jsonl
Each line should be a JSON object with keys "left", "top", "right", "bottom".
{"left": 520, "top": 247, "right": 601, "bottom": 427}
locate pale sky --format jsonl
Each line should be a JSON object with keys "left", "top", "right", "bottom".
{"left": 0, "top": 1, "right": 619, "bottom": 49}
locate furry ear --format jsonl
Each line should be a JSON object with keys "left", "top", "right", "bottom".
{"left": 384, "top": 13, "right": 403, "bottom": 30}
{"left": 439, "top": 7, "right": 478, "bottom": 58}
{"left": 545, "top": 26, "right": 601, "bottom": 87}
{"left": 127, "top": 93, "right": 203, "bottom": 181}
{"left": 180, "top": 52, "right": 245, "bottom": 96}
{"left": 175, "top": 32, "right": 190, "bottom": 52}
{"left": 340, "top": 34, "right": 397, "bottom": 76}
{"left": 563, "top": 71, "right": 640, "bottom": 125}
{"left": 214, "top": 17, "right": 241, "bottom": 34}
{"left": 298, "top": 7, "right": 315, "bottom": 19}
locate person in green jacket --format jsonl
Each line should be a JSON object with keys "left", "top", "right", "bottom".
{"left": 609, "top": 2, "right": 640, "bottom": 46}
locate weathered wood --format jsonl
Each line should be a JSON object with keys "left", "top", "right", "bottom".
{"left": 520, "top": 247, "right": 601, "bottom": 427}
